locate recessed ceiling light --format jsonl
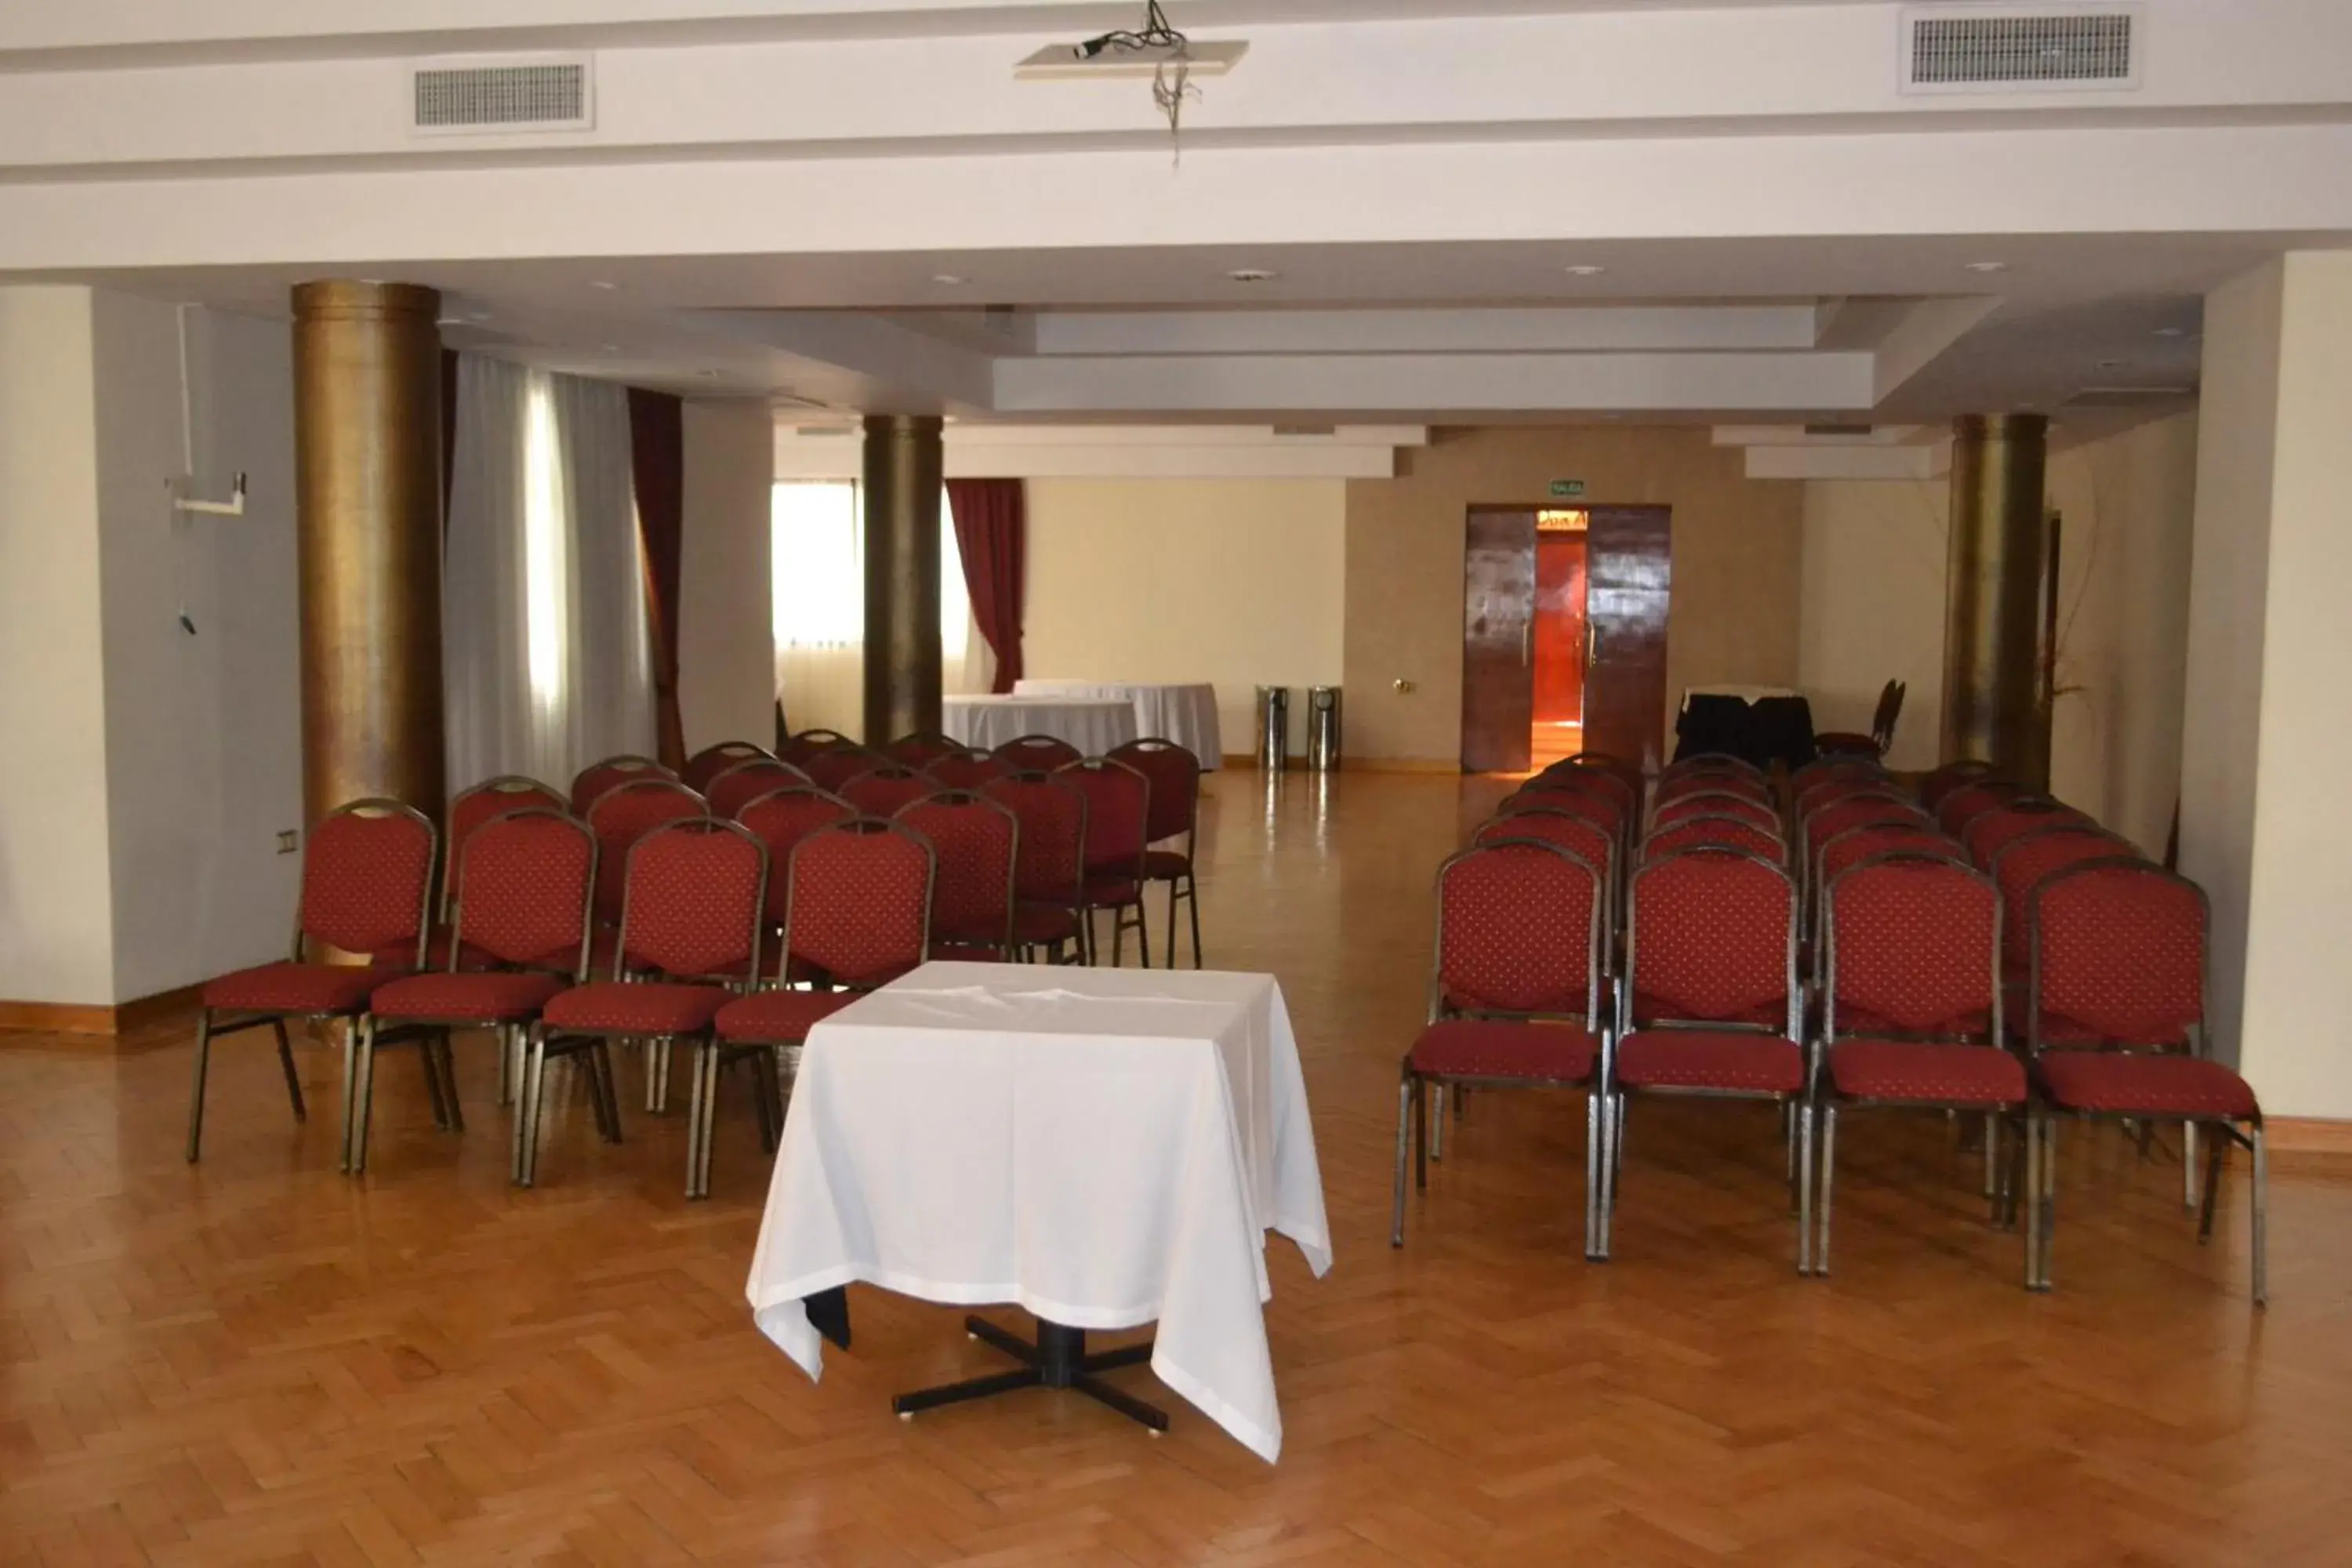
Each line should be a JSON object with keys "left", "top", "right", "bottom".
{"left": 590, "top": 280, "right": 619, "bottom": 292}
{"left": 600, "top": 343, "right": 622, "bottom": 353}
{"left": 2153, "top": 326, "right": 2187, "bottom": 338}
{"left": 932, "top": 274, "right": 969, "bottom": 286}
{"left": 1226, "top": 267, "right": 1279, "bottom": 284}
{"left": 696, "top": 368, "right": 722, "bottom": 378}
{"left": 1563, "top": 264, "right": 1606, "bottom": 277}
{"left": 1965, "top": 261, "right": 2009, "bottom": 274}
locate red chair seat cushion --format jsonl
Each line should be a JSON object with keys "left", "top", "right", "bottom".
{"left": 1828, "top": 1039, "right": 2024, "bottom": 1105}
{"left": 1083, "top": 876, "right": 1142, "bottom": 909}
{"left": 1014, "top": 905, "right": 1081, "bottom": 946}
{"left": 204, "top": 962, "right": 402, "bottom": 1016}
{"left": 541, "top": 982, "right": 731, "bottom": 1036}
{"left": 2038, "top": 1051, "right": 2258, "bottom": 1120}
{"left": 370, "top": 971, "right": 569, "bottom": 1022}
{"left": 1835, "top": 1002, "right": 1994, "bottom": 1040}
{"left": 1408, "top": 1019, "right": 1599, "bottom": 1083}
{"left": 1615, "top": 1029, "right": 1804, "bottom": 1094}
{"left": 715, "top": 989, "right": 860, "bottom": 1044}
{"left": 1143, "top": 849, "right": 1192, "bottom": 881}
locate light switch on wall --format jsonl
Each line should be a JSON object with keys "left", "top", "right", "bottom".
{"left": 276, "top": 829, "right": 300, "bottom": 854}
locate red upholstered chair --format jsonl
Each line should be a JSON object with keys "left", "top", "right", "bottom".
{"left": 1392, "top": 840, "right": 1608, "bottom": 1255}
{"left": 884, "top": 731, "right": 967, "bottom": 768}
{"left": 1057, "top": 757, "right": 1152, "bottom": 966}
{"left": 1802, "top": 792, "right": 1928, "bottom": 861}
{"left": 925, "top": 751, "right": 1011, "bottom": 792}
{"left": 187, "top": 799, "right": 437, "bottom": 1164}
{"left": 683, "top": 741, "right": 773, "bottom": 793}
{"left": 737, "top": 787, "right": 857, "bottom": 937}
{"left": 1652, "top": 791, "right": 1780, "bottom": 834}
{"left": 2024, "top": 859, "right": 2264, "bottom": 1302}
{"left": 1664, "top": 753, "right": 1766, "bottom": 786}
{"left": 1962, "top": 797, "right": 2095, "bottom": 869}
{"left": 801, "top": 744, "right": 884, "bottom": 795}
{"left": 1794, "top": 774, "right": 1904, "bottom": 828}
{"left": 1502, "top": 784, "right": 1627, "bottom": 853}
{"left": 981, "top": 771, "right": 1090, "bottom": 964}
{"left": 1537, "top": 756, "right": 1639, "bottom": 817}
{"left": 1814, "top": 678, "right": 1907, "bottom": 759}
{"left": 1991, "top": 825, "right": 2136, "bottom": 988}
{"left": 1936, "top": 777, "right": 2027, "bottom": 837}
{"left": 996, "top": 733, "right": 1083, "bottom": 771}
{"left": 1920, "top": 758, "right": 1999, "bottom": 811}
{"left": 897, "top": 793, "right": 1019, "bottom": 959}
{"left": 351, "top": 810, "right": 597, "bottom": 1174}
{"left": 779, "top": 728, "right": 854, "bottom": 766}
{"left": 1656, "top": 771, "right": 1773, "bottom": 809}
{"left": 377, "top": 775, "right": 566, "bottom": 972}
{"left": 709, "top": 820, "right": 937, "bottom": 1193}
{"left": 1815, "top": 853, "right": 2027, "bottom": 1279}
{"left": 1472, "top": 810, "right": 1617, "bottom": 950}
{"left": 523, "top": 818, "right": 768, "bottom": 1195}
{"left": 1606, "top": 847, "right": 1809, "bottom": 1267}
{"left": 839, "top": 764, "right": 936, "bottom": 819}
{"left": 1642, "top": 815, "right": 1785, "bottom": 863}
{"left": 569, "top": 754, "right": 675, "bottom": 815}
{"left": 586, "top": 778, "right": 706, "bottom": 933}
{"left": 708, "top": 757, "right": 811, "bottom": 820}
{"left": 1110, "top": 739, "right": 1207, "bottom": 969}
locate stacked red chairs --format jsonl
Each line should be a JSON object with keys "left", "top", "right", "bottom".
{"left": 840, "top": 764, "right": 936, "bottom": 819}
{"left": 883, "top": 731, "right": 967, "bottom": 768}
{"left": 982, "top": 771, "right": 1090, "bottom": 964}
{"left": 1962, "top": 796, "right": 2096, "bottom": 868}
{"left": 1058, "top": 757, "right": 1153, "bottom": 966}
{"left": 996, "top": 733, "right": 1083, "bottom": 771}
{"left": 779, "top": 728, "right": 854, "bottom": 767}
{"left": 707, "top": 757, "right": 811, "bottom": 820}
{"left": 801, "top": 743, "right": 884, "bottom": 795}
{"left": 896, "top": 793, "right": 1019, "bottom": 960}
{"left": 683, "top": 741, "right": 773, "bottom": 793}
{"left": 374, "top": 775, "right": 565, "bottom": 974}
{"left": 585, "top": 777, "right": 706, "bottom": 938}
{"left": 570, "top": 753, "right": 675, "bottom": 815}
{"left": 926, "top": 750, "right": 1012, "bottom": 792}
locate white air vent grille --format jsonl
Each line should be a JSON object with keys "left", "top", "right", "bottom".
{"left": 411, "top": 56, "right": 593, "bottom": 133}
{"left": 1902, "top": 7, "right": 2139, "bottom": 93}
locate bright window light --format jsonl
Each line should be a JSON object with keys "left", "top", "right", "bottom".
{"left": 523, "top": 373, "right": 564, "bottom": 703}
{"left": 772, "top": 480, "right": 975, "bottom": 654}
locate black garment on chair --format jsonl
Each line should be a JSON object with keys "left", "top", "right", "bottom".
{"left": 1746, "top": 695, "right": 1818, "bottom": 770}
{"left": 1675, "top": 694, "right": 1753, "bottom": 764}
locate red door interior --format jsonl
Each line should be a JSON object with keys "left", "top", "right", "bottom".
{"left": 1531, "top": 524, "right": 1588, "bottom": 768}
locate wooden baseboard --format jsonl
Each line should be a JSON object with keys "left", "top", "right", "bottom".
{"left": 0, "top": 980, "right": 207, "bottom": 1042}
{"left": 2263, "top": 1117, "right": 2352, "bottom": 1160}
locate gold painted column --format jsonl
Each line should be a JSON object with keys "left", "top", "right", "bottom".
{"left": 1938, "top": 413, "right": 2051, "bottom": 787}
{"left": 291, "top": 281, "right": 447, "bottom": 826}
{"left": 861, "top": 415, "right": 945, "bottom": 742}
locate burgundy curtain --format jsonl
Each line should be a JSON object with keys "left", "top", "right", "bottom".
{"left": 946, "top": 478, "right": 1025, "bottom": 694}
{"left": 628, "top": 388, "right": 688, "bottom": 770}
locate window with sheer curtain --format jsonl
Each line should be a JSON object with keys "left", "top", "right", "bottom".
{"left": 772, "top": 481, "right": 983, "bottom": 739}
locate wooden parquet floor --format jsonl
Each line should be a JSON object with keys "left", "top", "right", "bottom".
{"left": 5, "top": 771, "right": 2351, "bottom": 1566}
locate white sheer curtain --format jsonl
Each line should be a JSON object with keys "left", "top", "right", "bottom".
{"left": 445, "top": 358, "right": 655, "bottom": 791}
{"left": 772, "top": 481, "right": 980, "bottom": 742}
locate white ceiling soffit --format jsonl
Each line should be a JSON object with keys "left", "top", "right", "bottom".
{"left": 773, "top": 421, "right": 1428, "bottom": 480}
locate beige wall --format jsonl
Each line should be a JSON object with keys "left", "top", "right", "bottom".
{"left": 678, "top": 399, "right": 776, "bottom": 754}
{"left": 1025, "top": 478, "right": 1346, "bottom": 755}
{"left": 1345, "top": 426, "right": 1803, "bottom": 764}
{"left": 0, "top": 286, "right": 115, "bottom": 1006}
{"left": 1798, "top": 479, "right": 1947, "bottom": 771}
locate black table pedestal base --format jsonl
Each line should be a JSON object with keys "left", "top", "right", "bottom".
{"left": 892, "top": 1316, "right": 1167, "bottom": 1433}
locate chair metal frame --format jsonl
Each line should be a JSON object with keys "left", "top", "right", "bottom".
{"left": 706, "top": 756, "right": 814, "bottom": 819}
{"left": 1109, "top": 738, "right": 1207, "bottom": 970}
{"left": 569, "top": 753, "right": 675, "bottom": 814}
{"left": 996, "top": 732, "right": 1085, "bottom": 770}
{"left": 1057, "top": 756, "right": 1154, "bottom": 967}
{"left": 982, "top": 770, "right": 1091, "bottom": 965}
{"left": 895, "top": 791, "right": 1019, "bottom": 959}
{"left": 684, "top": 741, "right": 774, "bottom": 793}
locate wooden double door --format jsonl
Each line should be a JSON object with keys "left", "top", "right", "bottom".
{"left": 1461, "top": 504, "right": 1671, "bottom": 775}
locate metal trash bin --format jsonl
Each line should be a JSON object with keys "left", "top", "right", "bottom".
{"left": 1308, "top": 686, "right": 1342, "bottom": 772}
{"left": 1255, "top": 686, "right": 1290, "bottom": 773}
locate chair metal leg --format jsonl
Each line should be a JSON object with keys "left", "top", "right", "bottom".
{"left": 1602, "top": 1092, "right": 1625, "bottom": 1258}
{"left": 338, "top": 1018, "right": 361, "bottom": 1172}
{"left": 2034, "top": 1114, "right": 2057, "bottom": 1292}
{"left": 1796, "top": 1101, "right": 1816, "bottom": 1276}
{"left": 1982, "top": 1111, "right": 1997, "bottom": 1200}
{"left": 689, "top": 1038, "right": 724, "bottom": 1200}
{"left": 512, "top": 1027, "right": 547, "bottom": 1188}
{"left": 752, "top": 1047, "right": 783, "bottom": 1155}
{"left": 2251, "top": 1124, "right": 2268, "bottom": 1308}
{"left": 645, "top": 1036, "right": 673, "bottom": 1114}
{"left": 1164, "top": 883, "right": 1181, "bottom": 970}
{"left": 592, "top": 1041, "right": 624, "bottom": 1143}
{"left": 1186, "top": 874, "right": 1203, "bottom": 970}
{"left": 1391, "top": 1076, "right": 1412, "bottom": 1247}
{"left": 1429, "top": 1083, "right": 1446, "bottom": 1161}
{"left": 2198, "top": 1120, "right": 2225, "bottom": 1243}
{"left": 496, "top": 1023, "right": 515, "bottom": 1108}
{"left": 1816, "top": 1102, "right": 1837, "bottom": 1278}
{"left": 1583, "top": 1089, "right": 1604, "bottom": 1261}
{"left": 348, "top": 1016, "right": 380, "bottom": 1176}
{"left": 417, "top": 1029, "right": 451, "bottom": 1133}
{"left": 437, "top": 1031, "right": 466, "bottom": 1134}
{"left": 271, "top": 1018, "right": 306, "bottom": 1123}
{"left": 184, "top": 1011, "right": 216, "bottom": 1163}
{"left": 1412, "top": 1076, "right": 1428, "bottom": 1193}
{"left": 2183, "top": 1120, "right": 2200, "bottom": 1210}
{"left": 1134, "top": 904, "right": 1150, "bottom": 968}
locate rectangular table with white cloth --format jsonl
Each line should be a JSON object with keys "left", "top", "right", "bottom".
{"left": 942, "top": 694, "right": 1138, "bottom": 756}
{"left": 745, "top": 962, "right": 1332, "bottom": 1461}
{"left": 1011, "top": 680, "right": 1224, "bottom": 769}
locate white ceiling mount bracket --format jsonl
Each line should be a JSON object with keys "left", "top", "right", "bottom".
{"left": 171, "top": 472, "right": 248, "bottom": 517}
{"left": 1014, "top": 39, "right": 1248, "bottom": 81}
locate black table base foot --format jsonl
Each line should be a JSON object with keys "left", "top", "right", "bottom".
{"left": 892, "top": 1316, "right": 1168, "bottom": 1433}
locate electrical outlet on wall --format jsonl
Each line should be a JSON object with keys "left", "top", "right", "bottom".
{"left": 276, "top": 829, "right": 300, "bottom": 855}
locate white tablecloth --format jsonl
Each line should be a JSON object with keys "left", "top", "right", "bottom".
{"left": 942, "top": 695, "right": 1139, "bottom": 756}
{"left": 1011, "top": 681, "right": 1224, "bottom": 769}
{"left": 746, "top": 963, "right": 1332, "bottom": 1462}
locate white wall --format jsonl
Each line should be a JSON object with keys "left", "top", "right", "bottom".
{"left": 1798, "top": 478, "right": 1947, "bottom": 771}
{"left": 0, "top": 286, "right": 115, "bottom": 1007}
{"left": 1025, "top": 479, "right": 1347, "bottom": 756}
{"left": 679, "top": 398, "right": 775, "bottom": 754}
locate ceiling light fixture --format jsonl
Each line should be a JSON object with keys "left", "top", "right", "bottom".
{"left": 2153, "top": 326, "right": 2187, "bottom": 338}
{"left": 590, "top": 280, "right": 619, "bottom": 291}
{"left": 1226, "top": 267, "right": 1279, "bottom": 284}
{"left": 696, "top": 369, "right": 721, "bottom": 379}
{"left": 932, "top": 274, "right": 969, "bottom": 286}
{"left": 1563, "top": 264, "right": 1606, "bottom": 277}
{"left": 1014, "top": 1, "right": 1246, "bottom": 163}
{"left": 600, "top": 343, "right": 622, "bottom": 353}
{"left": 1965, "top": 260, "right": 2009, "bottom": 273}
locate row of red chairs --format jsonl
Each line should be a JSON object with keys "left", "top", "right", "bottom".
{"left": 1395, "top": 750, "right": 2267, "bottom": 1304}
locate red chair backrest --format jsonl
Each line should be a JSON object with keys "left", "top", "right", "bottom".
{"left": 586, "top": 779, "right": 706, "bottom": 924}
{"left": 1503, "top": 784, "right": 1625, "bottom": 840}
{"left": 1818, "top": 822, "right": 1959, "bottom": 887}
{"left": 1920, "top": 759, "right": 1998, "bottom": 810}
{"left": 736, "top": 786, "right": 856, "bottom": 923}
{"left": 1057, "top": 757, "right": 1150, "bottom": 877}
{"left": 926, "top": 751, "right": 1012, "bottom": 792}
{"left": 2028, "top": 858, "right": 2205, "bottom": 1051}
{"left": 1535, "top": 758, "right": 1638, "bottom": 812}
{"left": 981, "top": 772, "right": 1087, "bottom": 906}
{"left": 709, "top": 757, "right": 811, "bottom": 820}
{"left": 779, "top": 728, "right": 854, "bottom": 765}
{"left": 1657, "top": 771, "right": 1772, "bottom": 808}
{"left": 896, "top": 793, "right": 1018, "bottom": 951}
{"left": 1628, "top": 848, "right": 1795, "bottom": 1032}
{"left": 1963, "top": 797, "right": 2092, "bottom": 868}
{"left": 302, "top": 799, "right": 438, "bottom": 963}
{"left": 1937, "top": 778, "right": 2027, "bottom": 836}
{"left": 1653, "top": 791, "right": 1779, "bottom": 833}
{"left": 615, "top": 818, "right": 766, "bottom": 982}
{"left": 449, "top": 809, "right": 596, "bottom": 976}
{"left": 445, "top": 775, "right": 564, "bottom": 909}
{"left": 1474, "top": 809, "right": 1615, "bottom": 886}
{"left": 1109, "top": 739, "right": 1202, "bottom": 845}
{"left": 1794, "top": 772, "right": 1901, "bottom": 824}
{"left": 683, "top": 741, "right": 772, "bottom": 793}
{"left": 569, "top": 754, "right": 674, "bottom": 815}
{"left": 883, "top": 732, "right": 967, "bottom": 767}
{"left": 1804, "top": 793, "right": 1929, "bottom": 857}
{"left": 802, "top": 745, "right": 883, "bottom": 794}
{"left": 784, "top": 820, "right": 935, "bottom": 986}
{"left": 1643, "top": 816, "right": 1784, "bottom": 862}
{"left": 840, "top": 765, "right": 936, "bottom": 819}
{"left": 1824, "top": 854, "right": 1998, "bottom": 1040}
{"left": 1991, "top": 826, "right": 2136, "bottom": 972}
{"left": 996, "top": 733, "right": 1083, "bottom": 770}
{"left": 1432, "top": 840, "right": 1602, "bottom": 1021}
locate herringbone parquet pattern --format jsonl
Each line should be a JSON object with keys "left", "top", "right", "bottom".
{"left": 3, "top": 772, "right": 2348, "bottom": 1566}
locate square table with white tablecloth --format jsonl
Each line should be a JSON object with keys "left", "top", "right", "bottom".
{"left": 745, "top": 963, "right": 1331, "bottom": 1461}
{"left": 1011, "top": 681, "right": 1223, "bottom": 769}
{"left": 942, "top": 694, "right": 1138, "bottom": 757}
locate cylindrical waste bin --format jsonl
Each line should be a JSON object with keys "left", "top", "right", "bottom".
{"left": 1308, "top": 686, "right": 1342, "bottom": 771}
{"left": 1255, "top": 686, "right": 1290, "bottom": 772}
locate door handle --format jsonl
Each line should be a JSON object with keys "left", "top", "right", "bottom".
{"left": 1585, "top": 622, "right": 1597, "bottom": 669}
{"left": 1522, "top": 621, "right": 1532, "bottom": 666}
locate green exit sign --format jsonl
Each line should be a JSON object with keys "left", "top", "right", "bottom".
{"left": 1549, "top": 479, "right": 1586, "bottom": 499}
